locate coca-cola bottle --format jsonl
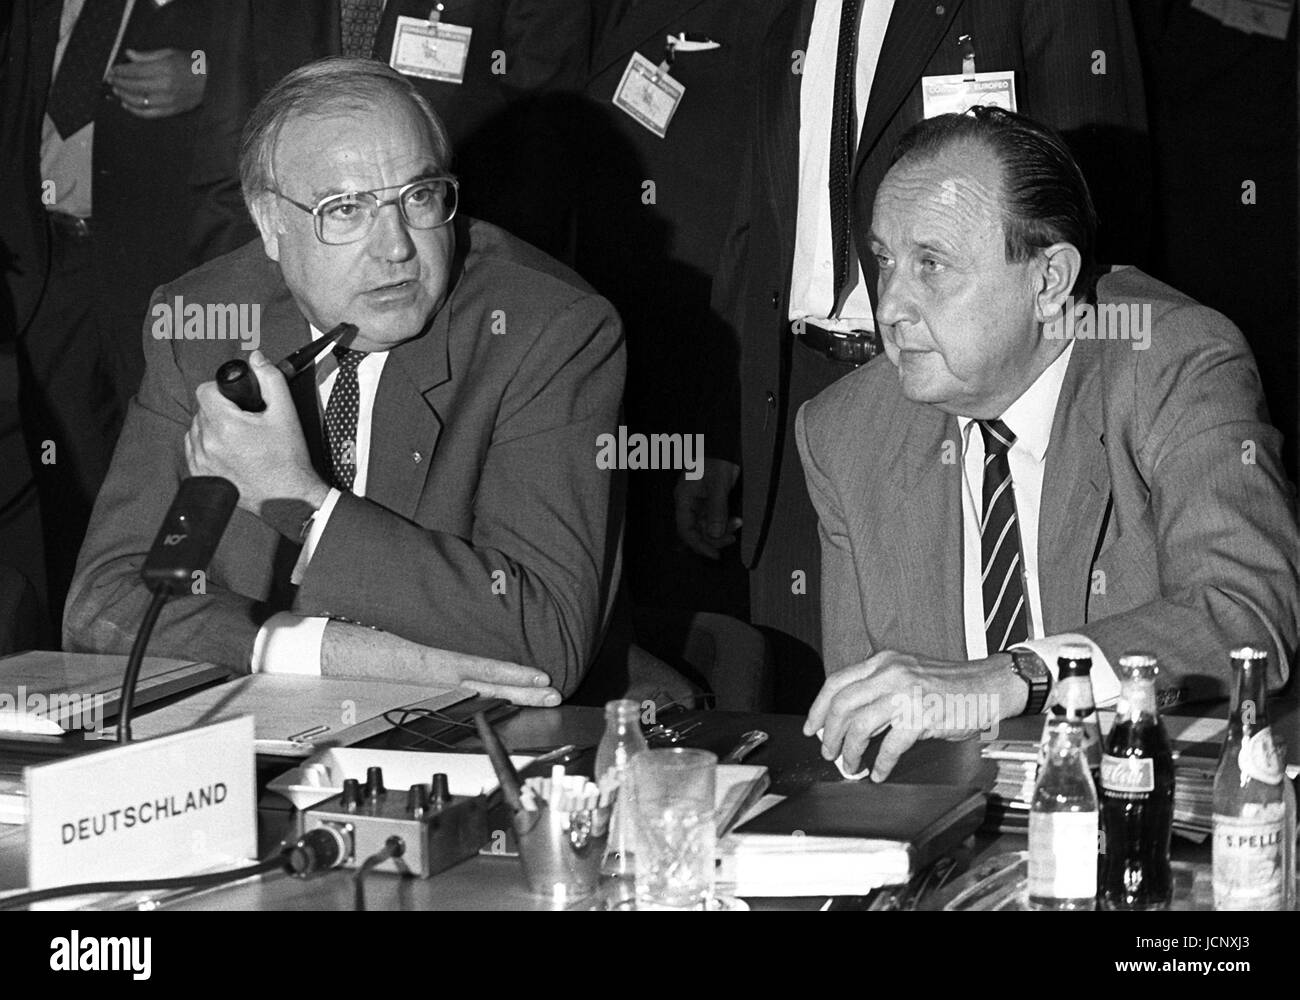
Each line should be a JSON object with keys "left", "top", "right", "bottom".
{"left": 1212, "top": 647, "right": 1297, "bottom": 911}
{"left": 1099, "top": 653, "right": 1174, "bottom": 910}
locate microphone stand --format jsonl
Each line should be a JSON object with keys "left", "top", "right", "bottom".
{"left": 116, "top": 588, "right": 171, "bottom": 744}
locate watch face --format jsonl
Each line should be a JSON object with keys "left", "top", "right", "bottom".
{"left": 1014, "top": 651, "right": 1048, "bottom": 683}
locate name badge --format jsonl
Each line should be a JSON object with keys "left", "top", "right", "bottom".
{"left": 920, "top": 70, "right": 1017, "bottom": 118}
{"left": 612, "top": 51, "right": 685, "bottom": 139}
{"left": 390, "top": 14, "right": 471, "bottom": 85}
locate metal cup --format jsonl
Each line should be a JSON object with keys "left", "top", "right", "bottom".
{"left": 513, "top": 804, "right": 612, "bottom": 904}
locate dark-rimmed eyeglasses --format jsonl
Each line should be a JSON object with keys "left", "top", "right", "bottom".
{"left": 269, "top": 176, "right": 459, "bottom": 245}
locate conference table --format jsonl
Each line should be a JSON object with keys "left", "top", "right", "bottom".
{"left": 1, "top": 695, "right": 1295, "bottom": 911}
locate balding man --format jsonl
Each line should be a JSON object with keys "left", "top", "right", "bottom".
{"left": 801, "top": 108, "right": 1299, "bottom": 779}
{"left": 65, "top": 58, "right": 625, "bottom": 704}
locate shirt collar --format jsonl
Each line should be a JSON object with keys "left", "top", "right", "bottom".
{"left": 957, "top": 340, "right": 1074, "bottom": 463}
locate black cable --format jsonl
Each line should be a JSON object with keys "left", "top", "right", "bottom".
{"left": 0, "top": 853, "right": 287, "bottom": 910}
{"left": 116, "top": 588, "right": 170, "bottom": 743}
{"left": 353, "top": 836, "right": 405, "bottom": 912}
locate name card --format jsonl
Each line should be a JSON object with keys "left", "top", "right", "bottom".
{"left": 26, "top": 716, "right": 256, "bottom": 890}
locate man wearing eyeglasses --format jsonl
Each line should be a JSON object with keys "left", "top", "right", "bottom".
{"left": 64, "top": 58, "right": 626, "bottom": 705}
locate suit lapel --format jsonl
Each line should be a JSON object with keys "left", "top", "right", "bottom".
{"left": 1038, "top": 339, "right": 1110, "bottom": 636}
{"left": 854, "top": 0, "right": 963, "bottom": 174}
{"left": 588, "top": 0, "right": 712, "bottom": 80}
{"left": 881, "top": 401, "right": 966, "bottom": 659}
{"left": 362, "top": 220, "right": 465, "bottom": 519}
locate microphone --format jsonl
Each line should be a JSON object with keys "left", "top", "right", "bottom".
{"left": 120, "top": 476, "right": 239, "bottom": 742}
{"left": 141, "top": 476, "right": 240, "bottom": 595}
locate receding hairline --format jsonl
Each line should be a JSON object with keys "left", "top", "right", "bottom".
{"left": 262, "top": 99, "right": 447, "bottom": 196}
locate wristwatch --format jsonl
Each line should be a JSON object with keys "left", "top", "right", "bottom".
{"left": 1007, "top": 647, "right": 1052, "bottom": 716}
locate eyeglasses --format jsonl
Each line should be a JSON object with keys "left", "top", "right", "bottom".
{"left": 270, "top": 176, "right": 459, "bottom": 245}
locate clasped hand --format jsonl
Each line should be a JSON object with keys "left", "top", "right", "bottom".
{"left": 185, "top": 351, "right": 329, "bottom": 517}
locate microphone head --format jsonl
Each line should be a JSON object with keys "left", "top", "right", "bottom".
{"left": 140, "top": 477, "right": 240, "bottom": 595}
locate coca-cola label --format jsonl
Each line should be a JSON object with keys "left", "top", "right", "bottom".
{"left": 1213, "top": 811, "right": 1288, "bottom": 910}
{"left": 1237, "top": 727, "right": 1284, "bottom": 785}
{"left": 1101, "top": 753, "right": 1154, "bottom": 794}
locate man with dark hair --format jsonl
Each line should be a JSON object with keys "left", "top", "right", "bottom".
{"left": 65, "top": 58, "right": 625, "bottom": 704}
{"left": 675, "top": 1, "right": 1152, "bottom": 710}
{"left": 802, "top": 108, "right": 1299, "bottom": 780}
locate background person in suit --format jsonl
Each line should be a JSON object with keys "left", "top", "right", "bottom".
{"left": 0, "top": 0, "right": 214, "bottom": 635}
{"left": 65, "top": 59, "right": 625, "bottom": 704}
{"left": 801, "top": 109, "right": 1299, "bottom": 780}
{"left": 569, "top": 0, "right": 777, "bottom": 620}
{"left": 676, "top": 0, "right": 1151, "bottom": 710}
{"left": 190, "top": 0, "right": 589, "bottom": 266}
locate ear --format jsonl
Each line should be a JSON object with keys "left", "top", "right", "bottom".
{"left": 1034, "top": 242, "right": 1082, "bottom": 323}
{"left": 247, "top": 192, "right": 283, "bottom": 262}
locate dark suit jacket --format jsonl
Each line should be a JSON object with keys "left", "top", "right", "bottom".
{"left": 1, "top": 0, "right": 212, "bottom": 367}
{"left": 796, "top": 268, "right": 1300, "bottom": 698}
{"left": 708, "top": 0, "right": 1152, "bottom": 567}
{"left": 64, "top": 219, "right": 626, "bottom": 698}
{"left": 573, "top": 0, "right": 774, "bottom": 428}
{"left": 189, "top": 0, "right": 590, "bottom": 264}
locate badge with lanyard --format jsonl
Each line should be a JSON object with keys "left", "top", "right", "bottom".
{"left": 612, "top": 33, "right": 719, "bottom": 138}
{"left": 920, "top": 35, "right": 1017, "bottom": 118}
{"left": 390, "top": 3, "right": 472, "bottom": 84}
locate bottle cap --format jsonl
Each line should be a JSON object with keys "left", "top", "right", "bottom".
{"left": 1229, "top": 645, "right": 1268, "bottom": 661}
{"left": 1117, "top": 652, "right": 1158, "bottom": 677}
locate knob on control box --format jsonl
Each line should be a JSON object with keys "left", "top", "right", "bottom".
{"left": 300, "top": 769, "right": 490, "bottom": 878}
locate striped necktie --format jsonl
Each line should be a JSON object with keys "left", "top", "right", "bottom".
{"left": 979, "top": 418, "right": 1030, "bottom": 653}
{"left": 324, "top": 346, "right": 367, "bottom": 492}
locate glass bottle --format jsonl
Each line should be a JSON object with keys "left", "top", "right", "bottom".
{"left": 1041, "top": 643, "right": 1101, "bottom": 779}
{"left": 1099, "top": 654, "right": 1174, "bottom": 910}
{"left": 1212, "top": 647, "right": 1297, "bottom": 911}
{"left": 1029, "top": 717, "right": 1099, "bottom": 910}
{"left": 595, "top": 698, "right": 648, "bottom": 881}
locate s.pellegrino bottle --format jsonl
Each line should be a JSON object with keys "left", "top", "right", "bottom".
{"left": 595, "top": 698, "right": 648, "bottom": 882}
{"left": 1029, "top": 717, "right": 1099, "bottom": 910}
{"left": 1212, "top": 647, "right": 1297, "bottom": 911}
{"left": 1042, "top": 643, "right": 1102, "bottom": 779}
{"left": 1099, "top": 653, "right": 1174, "bottom": 910}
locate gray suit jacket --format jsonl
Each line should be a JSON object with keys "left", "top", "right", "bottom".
{"left": 64, "top": 219, "right": 625, "bottom": 697}
{"left": 796, "top": 268, "right": 1299, "bottom": 698}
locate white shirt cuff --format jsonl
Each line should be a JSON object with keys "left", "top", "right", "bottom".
{"left": 1017, "top": 633, "right": 1120, "bottom": 708}
{"left": 290, "top": 488, "right": 342, "bottom": 586}
{"left": 250, "top": 613, "right": 328, "bottom": 676}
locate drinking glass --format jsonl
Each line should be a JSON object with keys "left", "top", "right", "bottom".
{"left": 629, "top": 748, "right": 717, "bottom": 910}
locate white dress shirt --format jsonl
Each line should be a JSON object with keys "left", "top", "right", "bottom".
{"left": 957, "top": 341, "right": 1121, "bottom": 707}
{"left": 250, "top": 327, "right": 390, "bottom": 675}
{"left": 789, "top": 0, "right": 895, "bottom": 331}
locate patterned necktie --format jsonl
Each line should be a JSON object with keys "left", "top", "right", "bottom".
{"left": 828, "top": 0, "right": 862, "bottom": 310}
{"left": 324, "top": 347, "right": 366, "bottom": 492}
{"left": 340, "top": 0, "right": 385, "bottom": 59}
{"left": 46, "top": 0, "right": 129, "bottom": 139}
{"left": 979, "top": 419, "right": 1030, "bottom": 653}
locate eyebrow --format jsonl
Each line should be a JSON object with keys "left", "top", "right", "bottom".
{"left": 308, "top": 166, "right": 444, "bottom": 203}
{"left": 866, "top": 230, "right": 957, "bottom": 256}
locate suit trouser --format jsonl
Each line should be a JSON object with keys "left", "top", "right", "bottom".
{"left": 748, "top": 337, "right": 859, "bottom": 711}
{"left": 17, "top": 217, "right": 122, "bottom": 628}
